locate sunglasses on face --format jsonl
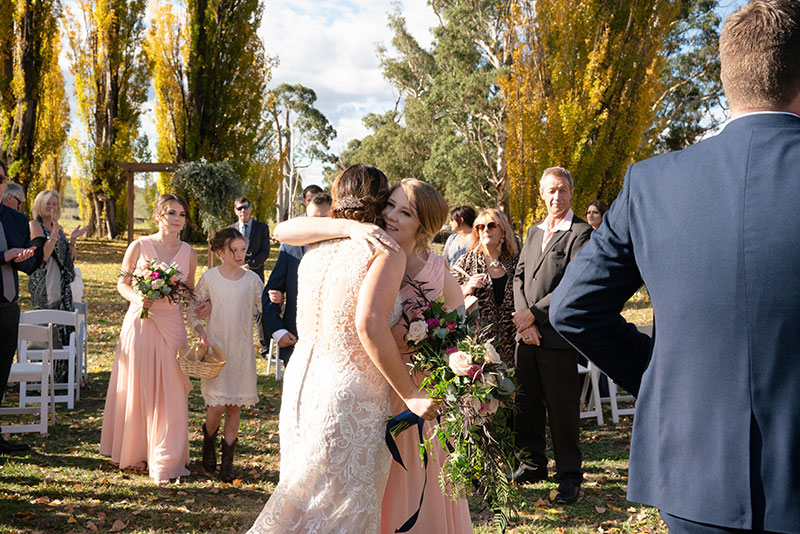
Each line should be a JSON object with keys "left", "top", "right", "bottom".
{"left": 235, "top": 204, "right": 250, "bottom": 211}
{"left": 475, "top": 221, "right": 498, "bottom": 232}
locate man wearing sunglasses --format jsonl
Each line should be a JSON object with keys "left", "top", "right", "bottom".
{"left": 511, "top": 166, "right": 592, "bottom": 504}
{"left": 0, "top": 161, "right": 42, "bottom": 453}
{"left": 1, "top": 182, "right": 25, "bottom": 212}
{"left": 229, "top": 197, "right": 270, "bottom": 357}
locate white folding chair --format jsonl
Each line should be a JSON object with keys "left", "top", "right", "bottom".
{"left": 19, "top": 309, "right": 81, "bottom": 409}
{"left": 73, "top": 301, "right": 89, "bottom": 387}
{"left": 578, "top": 361, "right": 603, "bottom": 425}
{"left": 0, "top": 324, "right": 56, "bottom": 435}
{"left": 265, "top": 338, "right": 284, "bottom": 380}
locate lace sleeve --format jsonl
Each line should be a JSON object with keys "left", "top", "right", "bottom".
{"left": 187, "top": 272, "right": 210, "bottom": 329}
{"left": 253, "top": 274, "right": 262, "bottom": 315}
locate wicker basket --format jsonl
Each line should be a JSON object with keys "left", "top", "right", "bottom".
{"left": 177, "top": 344, "right": 227, "bottom": 379}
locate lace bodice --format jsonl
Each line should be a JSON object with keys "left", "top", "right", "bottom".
{"left": 248, "top": 238, "right": 399, "bottom": 533}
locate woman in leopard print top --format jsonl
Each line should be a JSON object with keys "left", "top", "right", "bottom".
{"left": 451, "top": 208, "right": 519, "bottom": 366}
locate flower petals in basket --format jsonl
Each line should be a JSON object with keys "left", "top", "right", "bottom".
{"left": 177, "top": 344, "right": 227, "bottom": 379}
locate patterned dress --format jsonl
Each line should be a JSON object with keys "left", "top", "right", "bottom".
{"left": 29, "top": 218, "right": 74, "bottom": 345}
{"left": 248, "top": 238, "right": 401, "bottom": 533}
{"left": 452, "top": 250, "right": 519, "bottom": 366}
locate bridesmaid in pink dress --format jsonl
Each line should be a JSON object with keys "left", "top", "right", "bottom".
{"left": 100, "top": 194, "right": 198, "bottom": 484}
{"left": 379, "top": 180, "right": 473, "bottom": 534}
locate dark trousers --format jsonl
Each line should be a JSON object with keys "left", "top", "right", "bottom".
{"left": 514, "top": 342, "right": 582, "bottom": 484}
{"left": 255, "top": 310, "right": 269, "bottom": 356}
{"left": 0, "top": 302, "right": 21, "bottom": 404}
{"left": 660, "top": 512, "right": 780, "bottom": 534}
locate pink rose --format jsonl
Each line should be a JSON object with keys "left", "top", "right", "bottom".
{"left": 448, "top": 351, "right": 473, "bottom": 376}
{"left": 445, "top": 321, "right": 457, "bottom": 331}
{"left": 445, "top": 346, "right": 457, "bottom": 355}
{"left": 467, "top": 364, "right": 483, "bottom": 380}
{"left": 150, "top": 271, "right": 160, "bottom": 279}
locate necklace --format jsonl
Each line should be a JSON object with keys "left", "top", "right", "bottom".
{"left": 486, "top": 256, "right": 504, "bottom": 269}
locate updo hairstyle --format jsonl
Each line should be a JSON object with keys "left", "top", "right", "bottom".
{"left": 331, "top": 164, "right": 389, "bottom": 226}
{"left": 153, "top": 193, "right": 190, "bottom": 223}
{"left": 209, "top": 227, "right": 245, "bottom": 253}
{"left": 391, "top": 179, "right": 449, "bottom": 255}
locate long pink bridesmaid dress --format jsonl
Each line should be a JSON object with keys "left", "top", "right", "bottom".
{"left": 100, "top": 237, "right": 193, "bottom": 484}
{"left": 381, "top": 252, "right": 474, "bottom": 534}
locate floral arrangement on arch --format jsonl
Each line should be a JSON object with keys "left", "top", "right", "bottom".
{"left": 398, "top": 280, "right": 520, "bottom": 527}
{"left": 122, "top": 259, "right": 194, "bottom": 319}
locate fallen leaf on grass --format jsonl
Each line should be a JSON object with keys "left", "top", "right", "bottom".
{"left": 87, "top": 521, "right": 98, "bottom": 531}
{"left": 109, "top": 519, "right": 126, "bottom": 532}
{"left": 549, "top": 489, "right": 558, "bottom": 501}
{"left": 210, "top": 487, "right": 220, "bottom": 494}
{"left": 67, "top": 516, "right": 77, "bottom": 523}
{"left": 595, "top": 506, "right": 607, "bottom": 513}
{"left": 233, "top": 479, "right": 243, "bottom": 488}
{"left": 33, "top": 496, "right": 50, "bottom": 504}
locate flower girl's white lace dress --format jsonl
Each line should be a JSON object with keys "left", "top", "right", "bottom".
{"left": 248, "top": 239, "right": 401, "bottom": 533}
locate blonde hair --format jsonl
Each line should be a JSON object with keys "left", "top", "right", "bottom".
{"left": 390, "top": 179, "right": 449, "bottom": 255}
{"left": 32, "top": 190, "right": 61, "bottom": 221}
{"left": 470, "top": 208, "right": 518, "bottom": 257}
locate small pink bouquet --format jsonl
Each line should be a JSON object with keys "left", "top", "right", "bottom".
{"left": 122, "top": 259, "right": 193, "bottom": 318}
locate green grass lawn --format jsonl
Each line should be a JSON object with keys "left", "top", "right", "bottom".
{"left": 0, "top": 234, "right": 663, "bottom": 534}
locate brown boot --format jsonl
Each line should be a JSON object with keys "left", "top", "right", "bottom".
{"left": 219, "top": 437, "right": 237, "bottom": 483}
{"left": 202, "top": 424, "right": 218, "bottom": 473}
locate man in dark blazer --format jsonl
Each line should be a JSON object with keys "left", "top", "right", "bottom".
{"left": 511, "top": 166, "right": 592, "bottom": 504}
{"left": 263, "top": 193, "right": 331, "bottom": 364}
{"left": 230, "top": 197, "right": 270, "bottom": 356}
{"left": 550, "top": 2, "right": 800, "bottom": 532}
{"left": 0, "top": 161, "right": 41, "bottom": 453}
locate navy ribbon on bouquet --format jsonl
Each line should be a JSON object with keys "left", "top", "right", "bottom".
{"left": 385, "top": 410, "right": 428, "bottom": 533}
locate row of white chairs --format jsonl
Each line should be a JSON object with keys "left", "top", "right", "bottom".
{"left": 578, "top": 324, "right": 651, "bottom": 425}
{"left": 0, "top": 303, "right": 89, "bottom": 435}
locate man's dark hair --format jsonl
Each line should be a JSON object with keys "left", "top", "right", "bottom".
{"left": 302, "top": 184, "right": 323, "bottom": 200}
{"left": 311, "top": 192, "right": 332, "bottom": 205}
{"left": 234, "top": 196, "right": 250, "bottom": 206}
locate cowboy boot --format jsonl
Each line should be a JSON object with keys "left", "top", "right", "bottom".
{"left": 219, "top": 437, "right": 237, "bottom": 483}
{"left": 202, "top": 424, "right": 218, "bottom": 473}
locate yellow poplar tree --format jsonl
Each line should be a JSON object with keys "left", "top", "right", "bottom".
{"left": 501, "top": 1, "right": 679, "bottom": 228}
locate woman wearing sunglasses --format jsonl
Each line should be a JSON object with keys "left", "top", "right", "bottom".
{"left": 451, "top": 208, "right": 519, "bottom": 366}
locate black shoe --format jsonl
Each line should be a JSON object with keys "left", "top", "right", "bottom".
{"left": 553, "top": 480, "right": 580, "bottom": 504}
{"left": 0, "top": 435, "right": 30, "bottom": 453}
{"left": 509, "top": 464, "right": 548, "bottom": 484}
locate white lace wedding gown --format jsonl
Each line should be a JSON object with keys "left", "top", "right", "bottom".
{"left": 248, "top": 239, "right": 401, "bottom": 533}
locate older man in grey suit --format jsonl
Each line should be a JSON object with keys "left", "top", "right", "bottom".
{"left": 511, "top": 166, "right": 592, "bottom": 504}
{"left": 551, "top": 1, "right": 800, "bottom": 531}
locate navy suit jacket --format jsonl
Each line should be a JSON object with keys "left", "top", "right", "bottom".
{"left": 0, "top": 204, "right": 41, "bottom": 301}
{"left": 263, "top": 243, "right": 304, "bottom": 359}
{"left": 550, "top": 113, "right": 800, "bottom": 532}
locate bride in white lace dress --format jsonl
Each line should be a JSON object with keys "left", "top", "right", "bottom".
{"left": 248, "top": 164, "right": 438, "bottom": 533}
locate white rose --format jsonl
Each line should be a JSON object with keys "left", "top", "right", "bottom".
{"left": 481, "top": 373, "right": 498, "bottom": 387}
{"left": 151, "top": 278, "right": 165, "bottom": 290}
{"left": 483, "top": 342, "right": 501, "bottom": 364}
{"left": 448, "top": 351, "right": 473, "bottom": 376}
{"left": 406, "top": 320, "right": 428, "bottom": 343}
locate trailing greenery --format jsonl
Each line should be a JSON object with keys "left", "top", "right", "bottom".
{"left": 171, "top": 159, "right": 242, "bottom": 235}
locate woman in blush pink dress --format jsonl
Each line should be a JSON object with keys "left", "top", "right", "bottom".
{"left": 100, "top": 194, "right": 198, "bottom": 485}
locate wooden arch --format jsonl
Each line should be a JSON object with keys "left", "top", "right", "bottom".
{"left": 115, "top": 162, "right": 179, "bottom": 243}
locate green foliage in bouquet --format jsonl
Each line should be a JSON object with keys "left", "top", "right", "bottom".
{"left": 400, "top": 282, "right": 521, "bottom": 527}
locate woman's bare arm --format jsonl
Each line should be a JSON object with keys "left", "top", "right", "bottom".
{"left": 356, "top": 249, "right": 438, "bottom": 420}
{"left": 274, "top": 217, "right": 398, "bottom": 254}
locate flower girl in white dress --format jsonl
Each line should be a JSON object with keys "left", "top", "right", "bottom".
{"left": 188, "top": 228, "right": 262, "bottom": 483}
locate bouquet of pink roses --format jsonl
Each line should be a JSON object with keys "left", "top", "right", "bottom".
{"left": 391, "top": 282, "right": 519, "bottom": 530}
{"left": 123, "top": 259, "right": 193, "bottom": 318}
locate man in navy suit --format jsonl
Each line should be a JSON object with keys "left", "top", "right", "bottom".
{"left": 0, "top": 161, "right": 41, "bottom": 453}
{"left": 264, "top": 192, "right": 331, "bottom": 364}
{"left": 550, "top": 2, "right": 800, "bottom": 532}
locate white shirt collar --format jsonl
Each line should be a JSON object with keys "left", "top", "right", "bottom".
{"left": 537, "top": 208, "right": 574, "bottom": 232}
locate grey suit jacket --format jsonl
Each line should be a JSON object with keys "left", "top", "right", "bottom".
{"left": 513, "top": 214, "right": 592, "bottom": 349}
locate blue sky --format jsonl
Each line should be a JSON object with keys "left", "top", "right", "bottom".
{"left": 61, "top": 1, "right": 746, "bottom": 187}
